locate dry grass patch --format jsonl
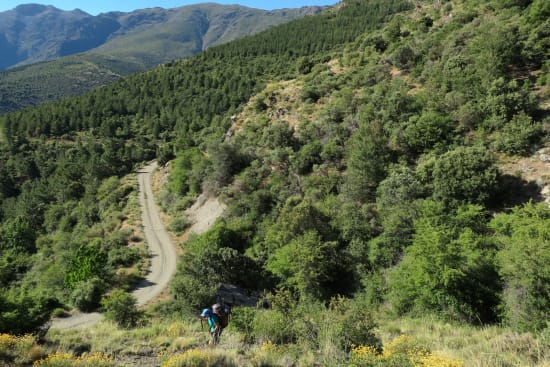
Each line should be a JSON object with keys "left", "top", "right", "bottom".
{"left": 377, "top": 317, "right": 549, "bottom": 367}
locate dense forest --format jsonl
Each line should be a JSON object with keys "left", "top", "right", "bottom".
{"left": 0, "top": 0, "right": 549, "bottom": 364}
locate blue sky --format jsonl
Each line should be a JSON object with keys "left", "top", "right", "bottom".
{"left": 0, "top": 1, "right": 340, "bottom": 14}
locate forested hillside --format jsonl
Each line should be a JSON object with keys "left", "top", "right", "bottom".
{"left": 0, "top": 3, "right": 324, "bottom": 113}
{"left": 0, "top": 0, "right": 549, "bottom": 365}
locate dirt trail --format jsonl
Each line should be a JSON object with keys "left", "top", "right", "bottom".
{"left": 50, "top": 161, "right": 220, "bottom": 330}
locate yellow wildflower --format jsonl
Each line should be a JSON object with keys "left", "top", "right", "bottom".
{"left": 33, "top": 353, "right": 73, "bottom": 366}
{"left": 161, "top": 349, "right": 213, "bottom": 367}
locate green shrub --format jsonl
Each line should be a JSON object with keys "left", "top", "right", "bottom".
{"left": 326, "top": 296, "right": 381, "bottom": 352}
{"left": 387, "top": 201, "right": 500, "bottom": 323}
{"left": 492, "top": 202, "right": 550, "bottom": 331}
{"left": 229, "top": 306, "right": 256, "bottom": 343}
{"left": 64, "top": 242, "right": 109, "bottom": 290}
{"left": 171, "top": 223, "right": 260, "bottom": 310}
{"left": 391, "top": 45, "right": 417, "bottom": 70}
{"left": 169, "top": 216, "right": 190, "bottom": 235}
{"left": 403, "top": 110, "right": 454, "bottom": 155}
{"left": 107, "top": 246, "right": 141, "bottom": 267}
{"left": 253, "top": 309, "right": 295, "bottom": 345}
{"left": 292, "top": 141, "right": 322, "bottom": 174}
{"left": 70, "top": 277, "right": 106, "bottom": 311}
{"left": 492, "top": 112, "right": 542, "bottom": 156}
{"left": 432, "top": 146, "right": 499, "bottom": 205}
{"left": 101, "top": 290, "right": 142, "bottom": 328}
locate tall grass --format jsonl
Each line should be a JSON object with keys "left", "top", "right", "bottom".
{"left": 376, "top": 316, "right": 549, "bottom": 367}
{"left": 11, "top": 313, "right": 546, "bottom": 367}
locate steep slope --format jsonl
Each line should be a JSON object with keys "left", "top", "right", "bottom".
{"left": 0, "top": 0, "right": 412, "bottom": 335}
{"left": 1, "top": 0, "right": 549, "bottom": 350}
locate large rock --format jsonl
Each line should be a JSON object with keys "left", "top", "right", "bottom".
{"left": 215, "top": 284, "right": 259, "bottom": 307}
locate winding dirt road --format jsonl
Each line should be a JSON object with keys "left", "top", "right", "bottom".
{"left": 50, "top": 161, "right": 178, "bottom": 330}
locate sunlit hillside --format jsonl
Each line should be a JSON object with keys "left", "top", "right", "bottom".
{"left": 0, "top": 0, "right": 549, "bottom": 365}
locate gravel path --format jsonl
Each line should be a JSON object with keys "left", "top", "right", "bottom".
{"left": 50, "top": 161, "right": 178, "bottom": 330}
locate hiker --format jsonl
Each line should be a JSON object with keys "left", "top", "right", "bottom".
{"left": 212, "top": 303, "right": 230, "bottom": 334}
{"left": 200, "top": 307, "right": 221, "bottom": 345}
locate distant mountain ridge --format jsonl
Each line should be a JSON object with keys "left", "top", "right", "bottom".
{"left": 0, "top": 3, "right": 326, "bottom": 113}
{"left": 0, "top": 3, "right": 325, "bottom": 70}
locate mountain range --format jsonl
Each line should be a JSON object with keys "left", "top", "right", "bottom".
{"left": 0, "top": 2, "right": 325, "bottom": 113}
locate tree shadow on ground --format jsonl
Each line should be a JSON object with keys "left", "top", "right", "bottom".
{"left": 490, "top": 174, "right": 544, "bottom": 211}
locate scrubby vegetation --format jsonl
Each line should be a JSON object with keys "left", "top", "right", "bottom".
{"left": 0, "top": 0, "right": 549, "bottom": 365}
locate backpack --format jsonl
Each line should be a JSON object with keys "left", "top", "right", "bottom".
{"left": 217, "top": 304, "right": 231, "bottom": 329}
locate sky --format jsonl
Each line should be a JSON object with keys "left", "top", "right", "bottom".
{"left": 0, "top": 0, "right": 340, "bottom": 15}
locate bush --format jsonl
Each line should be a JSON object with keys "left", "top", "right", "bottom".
{"left": 403, "top": 110, "right": 454, "bottom": 155}
{"left": 64, "top": 242, "right": 109, "bottom": 290}
{"left": 292, "top": 141, "right": 322, "bottom": 174}
{"left": 70, "top": 277, "right": 106, "bottom": 312}
{"left": 432, "top": 146, "right": 499, "bottom": 205}
{"left": 107, "top": 246, "right": 141, "bottom": 267}
{"left": 326, "top": 296, "right": 381, "bottom": 352}
{"left": 391, "top": 45, "right": 417, "bottom": 70}
{"left": 253, "top": 309, "right": 295, "bottom": 345}
{"left": 170, "top": 223, "right": 260, "bottom": 310}
{"left": 169, "top": 216, "right": 190, "bottom": 235}
{"left": 250, "top": 292, "right": 381, "bottom": 356}
{"left": 101, "top": 290, "right": 142, "bottom": 328}
{"left": 229, "top": 306, "right": 256, "bottom": 343}
{"left": 492, "top": 112, "right": 542, "bottom": 156}
{"left": 348, "top": 335, "right": 463, "bottom": 367}
{"left": 387, "top": 201, "right": 500, "bottom": 323}
{"left": 491, "top": 202, "right": 550, "bottom": 331}
{"left": 0, "top": 334, "right": 36, "bottom": 365}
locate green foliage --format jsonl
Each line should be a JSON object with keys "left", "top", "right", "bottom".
{"left": 491, "top": 202, "right": 550, "bottom": 332}
{"left": 169, "top": 148, "right": 207, "bottom": 196}
{"left": 369, "top": 166, "right": 424, "bottom": 268}
{"left": 0, "top": 250, "right": 32, "bottom": 287}
{"left": 326, "top": 296, "right": 381, "bottom": 352}
{"left": 101, "top": 290, "right": 142, "bottom": 328}
{"left": 480, "top": 78, "right": 536, "bottom": 131}
{"left": 492, "top": 112, "right": 543, "bottom": 156}
{"left": 267, "top": 231, "right": 340, "bottom": 300}
{"left": 169, "top": 216, "right": 190, "bottom": 236}
{"left": 69, "top": 277, "right": 106, "bottom": 312}
{"left": 64, "top": 242, "right": 109, "bottom": 290}
{"left": 228, "top": 306, "right": 256, "bottom": 343}
{"left": 171, "top": 223, "right": 260, "bottom": 310}
{"left": 432, "top": 146, "right": 499, "bottom": 205}
{"left": 388, "top": 201, "right": 500, "bottom": 323}
{"left": 344, "top": 120, "right": 391, "bottom": 204}
{"left": 391, "top": 44, "right": 418, "bottom": 71}
{"left": 251, "top": 291, "right": 380, "bottom": 353}
{"left": 403, "top": 110, "right": 454, "bottom": 155}
{"left": 0, "top": 288, "right": 57, "bottom": 334}
{"left": 208, "top": 141, "right": 250, "bottom": 189}
{"left": 527, "top": 0, "right": 550, "bottom": 23}
{"left": 292, "top": 141, "right": 322, "bottom": 175}
{"left": 0, "top": 216, "right": 37, "bottom": 253}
